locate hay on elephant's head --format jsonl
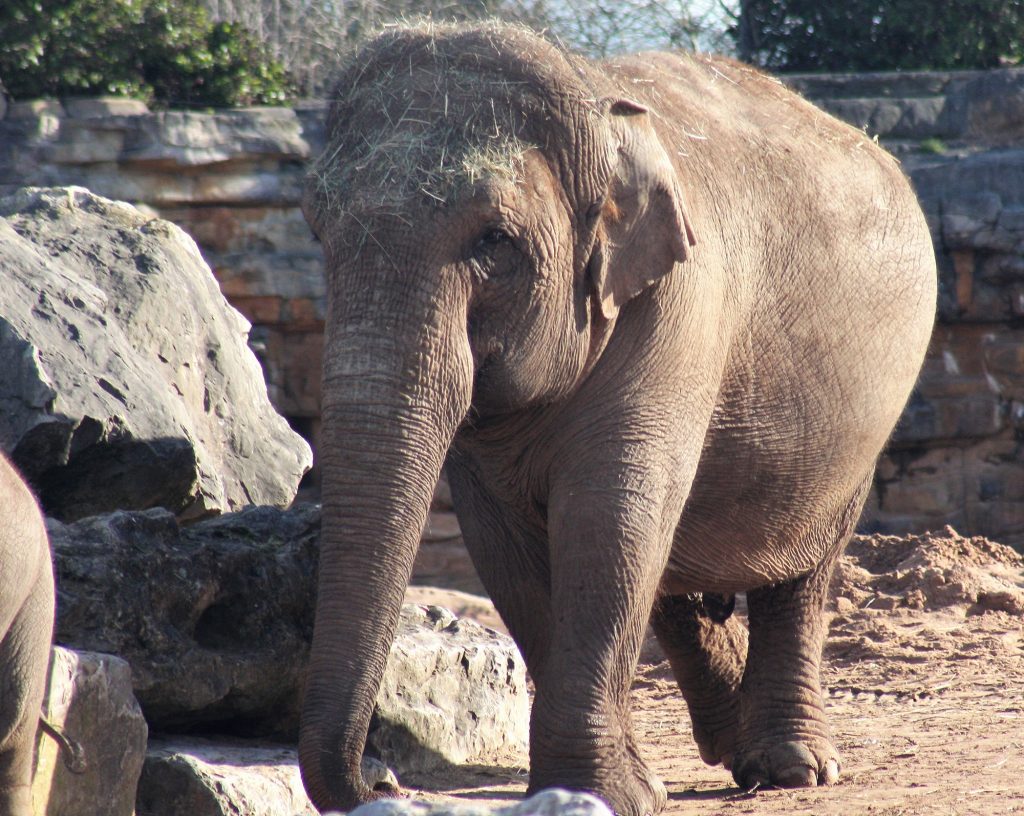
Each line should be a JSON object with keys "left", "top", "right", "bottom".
{"left": 307, "top": 20, "right": 599, "bottom": 230}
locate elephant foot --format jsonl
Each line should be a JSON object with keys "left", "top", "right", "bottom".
{"left": 528, "top": 750, "right": 666, "bottom": 816}
{"left": 732, "top": 739, "right": 840, "bottom": 790}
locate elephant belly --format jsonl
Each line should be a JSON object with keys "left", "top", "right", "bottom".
{"left": 660, "top": 459, "right": 862, "bottom": 595}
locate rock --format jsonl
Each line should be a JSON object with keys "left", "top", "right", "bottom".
{"left": 403, "top": 587, "right": 506, "bottom": 634}
{"left": 137, "top": 738, "right": 316, "bottom": 816}
{"left": 412, "top": 511, "right": 486, "bottom": 596}
{"left": 32, "top": 647, "right": 148, "bottom": 816}
{"left": 341, "top": 789, "right": 614, "bottom": 816}
{"left": 51, "top": 503, "right": 530, "bottom": 774}
{"left": 49, "top": 504, "right": 321, "bottom": 736}
{"left": 370, "top": 604, "right": 528, "bottom": 779}
{"left": 137, "top": 738, "right": 400, "bottom": 816}
{"left": 0, "top": 186, "right": 311, "bottom": 520}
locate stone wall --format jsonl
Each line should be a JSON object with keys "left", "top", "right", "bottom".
{"left": 789, "top": 70, "right": 1024, "bottom": 546}
{"left": 1, "top": 68, "right": 1022, "bottom": 544}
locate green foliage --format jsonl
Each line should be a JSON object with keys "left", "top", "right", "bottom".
{"left": 734, "top": 0, "right": 1024, "bottom": 71}
{"left": 0, "top": 0, "right": 294, "bottom": 106}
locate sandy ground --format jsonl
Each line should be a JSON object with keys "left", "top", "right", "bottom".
{"left": 406, "top": 527, "right": 1024, "bottom": 815}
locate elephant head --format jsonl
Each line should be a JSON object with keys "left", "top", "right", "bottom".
{"left": 299, "top": 23, "right": 695, "bottom": 811}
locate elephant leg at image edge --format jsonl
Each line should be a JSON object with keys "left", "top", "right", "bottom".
{"left": 0, "top": 563, "right": 54, "bottom": 816}
{"left": 731, "top": 477, "right": 873, "bottom": 789}
{"left": 649, "top": 593, "right": 747, "bottom": 769}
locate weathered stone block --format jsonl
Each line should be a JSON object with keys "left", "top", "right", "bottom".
{"left": 371, "top": 604, "right": 528, "bottom": 778}
{"left": 52, "top": 503, "right": 528, "bottom": 769}
{"left": 123, "top": 108, "right": 311, "bottom": 167}
{"left": 32, "top": 647, "right": 148, "bottom": 816}
{"left": 62, "top": 97, "right": 149, "bottom": 118}
{"left": 50, "top": 504, "right": 321, "bottom": 736}
{"left": 964, "top": 69, "right": 1024, "bottom": 144}
{"left": 158, "top": 205, "right": 318, "bottom": 257}
{"left": 137, "top": 738, "right": 315, "bottom": 816}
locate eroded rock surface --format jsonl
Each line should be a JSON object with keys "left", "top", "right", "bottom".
{"left": 32, "top": 647, "right": 148, "bottom": 816}
{"left": 0, "top": 186, "right": 311, "bottom": 521}
{"left": 137, "top": 738, "right": 316, "bottom": 816}
{"left": 49, "top": 504, "right": 320, "bottom": 735}
{"left": 51, "top": 503, "right": 528, "bottom": 777}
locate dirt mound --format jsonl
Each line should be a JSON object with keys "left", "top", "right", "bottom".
{"left": 831, "top": 525, "right": 1024, "bottom": 617}
{"left": 826, "top": 526, "right": 1023, "bottom": 673}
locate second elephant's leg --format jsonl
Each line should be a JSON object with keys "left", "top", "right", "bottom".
{"left": 0, "top": 560, "right": 55, "bottom": 816}
{"left": 649, "top": 593, "right": 747, "bottom": 769}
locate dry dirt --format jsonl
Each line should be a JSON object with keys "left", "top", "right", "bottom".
{"left": 406, "top": 526, "right": 1024, "bottom": 815}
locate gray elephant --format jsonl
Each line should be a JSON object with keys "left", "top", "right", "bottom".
{"left": 0, "top": 452, "right": 54, "bottom": 815}
{"left": 299, "top": 23, "right": 936, "bottom": 816}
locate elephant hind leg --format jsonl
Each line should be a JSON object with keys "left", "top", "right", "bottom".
{"left": 0, "top": 557, "right": 55, "bottom": 816}
{"left": 731, "top": 475, "right": 873, "bottom": 791}
{"left": 649, "top": 593, "right": 747, "bottom": 769}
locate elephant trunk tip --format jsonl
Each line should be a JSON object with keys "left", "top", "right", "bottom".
{"left": 299, "top": 737, "right": 403, "bottom": 813}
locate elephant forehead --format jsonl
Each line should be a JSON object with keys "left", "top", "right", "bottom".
{"left": 309, "top": 121, "right": 536, "bottom": 222}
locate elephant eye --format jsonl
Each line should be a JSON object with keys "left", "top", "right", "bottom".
{"left": 475, "top": 227, "right": 513, "bottom": 253}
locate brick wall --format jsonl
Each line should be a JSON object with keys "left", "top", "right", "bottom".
{"left": 2, "top": 68, "right": 1022, "bottom": 544}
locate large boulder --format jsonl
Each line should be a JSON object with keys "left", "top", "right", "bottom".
{"left": 370, "top": 604, "right": 528, "bottom": 779}
{"left": 0, "top": 186, "right": 311, "bottom": 521}
{"left": 32, "top": 647, "right": 148, "bottom": 816}
{"left": 51, "top": 504, "right": 529, "bottom": 776}
{"left": 49, "top": 504, "right": 321, "bottom": 736}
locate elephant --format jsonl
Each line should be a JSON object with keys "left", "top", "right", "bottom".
{"left": 298, "top": 22, "right": 936, "bottom": 816}
{"left": 0, "top": 452, "right": 54, "bottom": 816}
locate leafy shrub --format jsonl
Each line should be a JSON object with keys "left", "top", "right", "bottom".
{"left": 734, "top": 0, "right": 1024, "bottom": 72}
{"left": 0, "top": 0, "right": 294, "bottom": 106}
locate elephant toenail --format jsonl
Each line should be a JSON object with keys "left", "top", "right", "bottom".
{"left": 776, "top": 764, "right": 817, "bottom": 787}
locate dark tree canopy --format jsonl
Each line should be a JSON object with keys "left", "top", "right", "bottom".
{"left": 0, "top": 0, "right": 294, "bottom": 105}
{"left": 733, "top": 0, "right": 1024, "bottom": 72}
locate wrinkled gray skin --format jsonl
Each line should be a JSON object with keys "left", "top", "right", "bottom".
{"left": 300, "top": 23, "right": 936, "bottom": 816}
{"left": 0, "top": 453, "right": 54, "bottom": 816}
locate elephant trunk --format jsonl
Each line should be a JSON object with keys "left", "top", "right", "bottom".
{"left": 299, "top": 317, "right": 472, "bottom": 811}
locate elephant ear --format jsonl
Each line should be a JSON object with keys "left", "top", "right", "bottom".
{"left": 590, "top": 99, "right": 697, "bottom": 320}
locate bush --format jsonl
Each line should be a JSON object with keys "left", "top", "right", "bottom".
{"left": 734, "top": 0, "right": 1024, "bottom": 72}
{"left": 0, "top": 0, "right": 294, "bottom": 106}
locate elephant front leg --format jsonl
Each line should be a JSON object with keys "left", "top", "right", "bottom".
{"left": 527, "top": 485, "right": 676, "bottom": 816}
{"left": 649, "top": 593, "right": 747, "bottom": 769}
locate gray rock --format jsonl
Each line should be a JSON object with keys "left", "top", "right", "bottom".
{"left": 32, "top": 647, "right": 148, "bottom": 816}
{"left": 341, "top": 789, "right": 614, "bottom": 816}
{"left": 963, "top": 69, "right": 1024, "bottom": 144}
{"left": 50, "top": 504, "right": 321, "bottom": 735}
{"left": 137, "top": 739, "right": 401, "bottom": 816}
{"left": 137, "top": 738, "right": 316, "bottom": 816}
{"left": 0, "top": 186, "right": 311, "bottom": 520}
{"left": 370, "top": 604, "right": 529, "bottom": 778}
{"left": 62, "top": 97, "right": 150, "bottom": 119}
{"left": 51, "top": 503, "right": 529, "bottom": 777}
